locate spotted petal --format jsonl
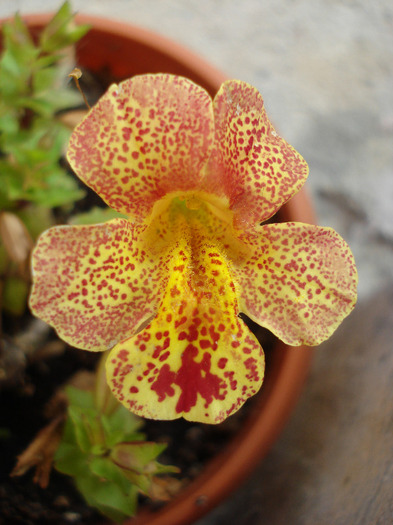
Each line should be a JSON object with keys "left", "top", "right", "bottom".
{"left": 232, "top": 223, "right": 358, "bottom": 346}
{"left": 67, "top": 74, "right": 214, "bottom": 220}
{"left": 204, "top": 80, "right": 309, "bottom": 229}
{"left": 106, "top": 226, "right": 264, "bottom": 424}
{"left": 29, "top": 219, "right": 166, "bottom": 351}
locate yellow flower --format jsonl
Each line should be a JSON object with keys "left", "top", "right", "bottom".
{"left": 30, "top": 74, "right": 357, "bottom": 423}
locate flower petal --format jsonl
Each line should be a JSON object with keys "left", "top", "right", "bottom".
{"left": 106, "top": 228, "right": 264, "bottom": 424}
{"left": 205, "top": 80, "right": 308, "bottom": 228}
{"left": 232, "top": 223, "right": 358, "bottom": 345}
{"left": 67, "top": 74, "right": 214, "bottom": 219}
{"left": 29, "top": 219, "right": 165, "bottom": 351}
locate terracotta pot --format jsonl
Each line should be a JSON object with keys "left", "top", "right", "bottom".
{"left": 14, "top": 13, "right": 315, "bottom": 525}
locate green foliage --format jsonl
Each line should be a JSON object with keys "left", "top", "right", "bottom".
{"left": 69, "top": 206, "right": 128, "bottom": 226}
{"left": 55, "top": 386, "right": 179, "bottom": 522}
{"left": 0, "top": 2, "right": 89, "bottom": 316}
{"left": 2, "top": 275, "right": 29, "bottom": 315}
{"left": 0, "top": 1, "right": 89, "bottom": 211}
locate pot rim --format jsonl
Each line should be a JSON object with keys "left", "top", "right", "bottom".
{"left": 2, "top": 12, "right": 316, "bottom": 525}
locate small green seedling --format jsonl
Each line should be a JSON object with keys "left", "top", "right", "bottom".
{"left": 0, "top": 2, "right": 89, "bottom": 315}
{"left": 55, "top": 384, "right": 179, "bottom": 522}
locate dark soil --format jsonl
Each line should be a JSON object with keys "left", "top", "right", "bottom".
{"left": 0, "top": 315, "right": 275, "bottom": 524}
{"left": 0, "top": 69, "right": 278, "bottom": 524}
{"left": 0, "top": 334, "right": 102, "bottom": 525}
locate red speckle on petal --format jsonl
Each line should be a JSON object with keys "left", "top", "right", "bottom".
{"left": 118, "top": 349, "right": 129, "bottom": 361}
{"left": 174, "top": 345, "right": 226, "bottom": 414}
{"left": 151, "top": 364, "right": 176, "bottom": 401}
{"left": 218, "top": 357, "right": 228, "bottom": 369}
{"left": 244, "top": 357, "right": 260, "bottom": 381}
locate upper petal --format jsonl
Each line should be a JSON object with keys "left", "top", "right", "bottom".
{"left": 67, "top": 74, "right": 215, "bottom": 219}
{"left": 232, "top": 223, "right": 358, "bottom": 346}
{"left": 29, "top": 219, "right": 165, "bottom": 351}
{"left": 204, "top": 80, "right": 309, "bottom": 228}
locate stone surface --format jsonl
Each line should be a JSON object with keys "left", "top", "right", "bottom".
{"left": 1, "top": 1, "right": 392, "bottom": 524}
{"left": 2, "top": 0, "right": 392, "bottom": 298}
{"left": 197, "top": 285, "right": 393, "bottom": 525}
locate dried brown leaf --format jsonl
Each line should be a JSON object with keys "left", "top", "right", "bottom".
{"left": 0, "top": 212, "right": 34, "bottom": 265}
{"left": 11, "top": 415, "right": 65, "bottom": 488}
{"left": 149, "top": 476, "right": 184, "bottom": 501}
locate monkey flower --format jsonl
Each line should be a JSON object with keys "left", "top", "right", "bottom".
{"left": 29, "top": 74, "right": 357, "bottom": 424}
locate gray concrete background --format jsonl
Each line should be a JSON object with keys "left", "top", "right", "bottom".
{"left": 1, "top": 0, "right": 392, "bottom": 300}
{"left": 1, "top": 1, "right": 392, "bottom": 524}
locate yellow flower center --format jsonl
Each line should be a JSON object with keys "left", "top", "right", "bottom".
{"left": 141, "top": 191, "right": 242, "bottom": 265}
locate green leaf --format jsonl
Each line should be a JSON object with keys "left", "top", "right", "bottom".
{"left": 3, "top": 12, "right": 33, "bottom": 47}
{"left": 69, "top": 207, "right": 128, "bottom": 226}
{"left": 93, "top": 352, "right": 121, "bottom": 417}
{"left": 17, "top": 206, "right": 54, "bottom": 240}
{"left": 54, "top": 441, "right": 87, "bottom": 477}
{"left": 55, "top": 419, "right": 138, "bottom": 520}
{"left": 0, "top": 2, "right": 89, "bottom": 213}
{"left": 68, "top": 405, "right": 94, "bottom": 453}
{"left": 24, "top": 169, "right": 85, "bottom": 208}
{"left": 0, "top": 244, "right": 8, "bottom": 274}
{"left": 0, "top": 162, "right": 22, "bottom": 202}
{"left": 34, "top": 52, "right": 65, "bottom": 70}
{"left": 120, "top": 469, "right": 151, "bottom": 495}
{"left": 0, "top": 108, "right": 19, "bottom": 135}
{"left": 57, "top": 414, "right": 76, "bottom": 445}
{"left": 0, "top": 49, "right": 32, "bottom": 96}
{"left": 111, "top": 442, "right": 167, "bottom": 472}
{"left": 39, "top": 1, "right": 90, "bottom": 53}
{"left": 21, "top": 89, "right": 81, "bottom": 118}
{"left": 2, "top": 276, "right": 29, "bottom": 316}
{"left": 75, "top": 469, "right": 138, "bottom": 522}
{"left": 32, "top": 66, "right": 58, "bottom": 94}
{"left": 154, "top": 462, "right": 181, "bottom": 475}
{"left": 16, "top": 96, "right": 56, "bottom": 116}
{"left": 102, "top": 405, "right": 144, "bottom": 448}
{"left": 0, "top": 17, "right": 38, "bottom": 95}
{"left": 64, "top": 23, "right": 91, "bottom": 46}
{"left": 42, "top": 88, "right": 82, "bottom": 113}
{"left": 89, "top": 457, "right": 128, "bottom": 488}
{"left": 65, "top": 386, "right": 95, "bottom": 411}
